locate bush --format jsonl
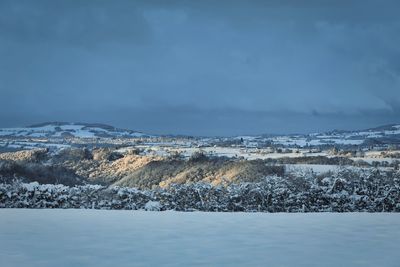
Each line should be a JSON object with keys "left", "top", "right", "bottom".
{"left": 2, "top": 168, "right": 399, "bottom": 212}
{"left": 0, "top": 160, "right": 84, "bottom": 186}
{"left": 54, "top": 148, "right": 92, "bottom": 162}
{"left": 188, "top": 151, "right": 208, "bottom": 162}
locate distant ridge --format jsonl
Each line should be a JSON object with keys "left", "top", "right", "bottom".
{"left": 363, "top": 124, "right": 399, "bottom": 132}
{"left": 0, "top": 122, "right": 149, "bottom": 139}
{"left": 28, "top": 122, "right": 117, "bottom": 131}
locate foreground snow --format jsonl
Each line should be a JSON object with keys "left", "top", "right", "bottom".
{"left": 0, "top": 210, "right": 399, "bottom": 267}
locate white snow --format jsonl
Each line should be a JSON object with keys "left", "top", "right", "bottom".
{"left": 285, "top": 164, "right": 340, "bottom": 174}
{"left": 0, "top": 210, "right": 399, "bottom": 267}
{"left": 269, "top": 135, "right": 365, "bottom": 147}
{"left": 144, "top": 201, "right": 162, "bottom": 211}
{"left": 162, "top": 146, "right": 329, "bottom": 160}
{"left": 27, "top": 132, "right": 48, "bottom": 137}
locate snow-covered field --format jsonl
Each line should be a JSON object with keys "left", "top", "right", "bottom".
{"left": 1, "top": 123, "right": 400, "bottom": 153}
{"left": 0, "top": 210, "right": 399, "bottom": 267}
{"left": 285, "top": 163, "right": 340, "bottom": 174}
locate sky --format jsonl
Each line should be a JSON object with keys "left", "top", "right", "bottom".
{"left": 0, "top": 0, "right": 399, "bottom": 136}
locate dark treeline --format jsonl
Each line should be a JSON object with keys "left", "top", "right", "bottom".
{"left": 1, "top": 168, "right": 399, "bottom": 212}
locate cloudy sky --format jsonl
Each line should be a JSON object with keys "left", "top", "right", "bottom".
{"left": 0, "top": 0, "right": 399, "bottom": 135}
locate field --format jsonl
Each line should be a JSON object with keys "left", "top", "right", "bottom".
{"left": 0, "top": 209, "right": 399, "bottom": 267}
{"left": 1, "top": 123, "right": 400, "bottom": 213}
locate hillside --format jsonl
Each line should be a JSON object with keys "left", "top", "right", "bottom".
{"left": 0, "top": 122, "right": 148, "bottom": 139}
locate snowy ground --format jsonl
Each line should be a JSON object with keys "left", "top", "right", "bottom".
{"left": 0, "top": 210, "right": 399, "bottom": 267}
{"left": 285, "top": 163, "right": 340, "bottom": 174}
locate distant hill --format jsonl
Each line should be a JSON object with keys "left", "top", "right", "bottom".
{"left": 0, "top": 122, "right": 150, "bottom": 139}
{"left": 238, "top": 123, "right": 400, "bottom": 148}
{"left": 363, "top": 124, "right": 400, "bottom": 132}
{"left": 0, "top": 121, "right": 399, "bottom": 148}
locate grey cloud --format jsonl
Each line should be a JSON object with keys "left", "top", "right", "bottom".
{"left": 0, "top": 0, "right": 399, "bottom": 135}
{"left": 0, "top": 0, "right": 151, "bottom": 46}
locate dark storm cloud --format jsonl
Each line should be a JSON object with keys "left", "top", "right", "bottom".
{"left": 0, "top": 0, "right": 399, "bottom": 135}
{"left": 0, "top": 0, "right": 151, "bottom": 45}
